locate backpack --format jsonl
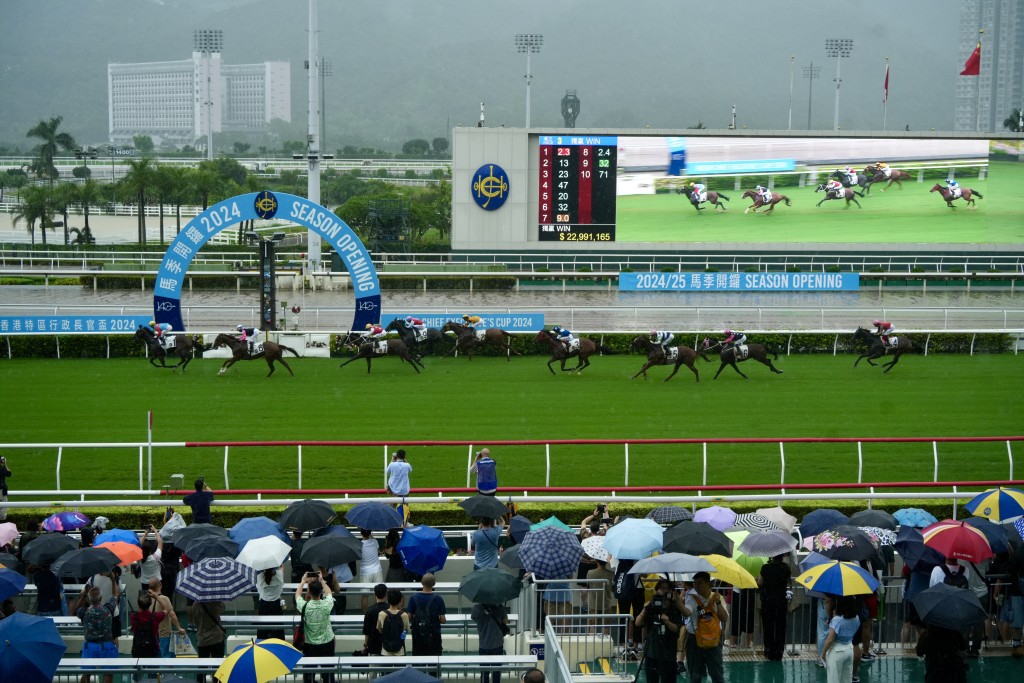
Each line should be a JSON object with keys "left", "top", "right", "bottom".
{"left": 613, "top": 562, "right": 637, "bottom": 600}
{"left": 941, "top": 564, "right": 969, "bottom": 590}
{"left": 381, "top": 610, "right": 405, "bottom": 654}
{"left": 409, "top": 596, "right": 438, "bottom": 650}
{"left": 131, "top": 612, "right": 160, "bottom": 657}
{"left": 693, "top": 594, "right": 722, "bottom": 649}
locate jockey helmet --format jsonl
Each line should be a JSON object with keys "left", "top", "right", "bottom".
{"left": 650, "top": 329, "right": 658, "bottom": 336}
{"left": 552, "top": 326, "right": 562, "bottom": 333}
{"left": 462, "top": 314, "right": 470, "bottom": 320}
{"left": 724, "top": 329, "right": 732, "bottom": 336}
{"left": 405, "top": 316, "right": 414, "bottom": 323}
{"left": 149, "top": 320, "right": 156, "bottom": 327}
{"left": 872, "top": 320, "right": 881, "bottom": 326}
{"left": 235, "top": 324, "right": 244, "bottom": 331}
{"left": 365, "top": 323, "right": 373, "bottom": 330}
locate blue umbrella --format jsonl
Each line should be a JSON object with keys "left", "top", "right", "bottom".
{"left": 397, "top": 525, "right": 450, "bottom": 575}
{"left": 894, "top": 526, "right": 945, "bottom": 571}
{"left": 176, "top": 557, "right": 257, "bottom": 602}
{"left": 94, "top": 528, "right": 141, "bottom": 547}
{"left": 518, "top": 526, "right": 584, "bottom": 579}
{"left": 0, "top": 612, "right": 67, "bottom": 683}
{"left": 894, "top": 508, "right": 938, "bottom": 529}
{"left": 42, "top": 511, "right": 91, "bottom": 532}
{"left": 376, "top": 667, "right": 442, "bottom": 683}
{"left": 603, "top": 518, "right": 664, "bottom": 560}
{"left": 508, "top": 515, "right": 533, "bottom": 544}
{"left": 229, "top": 516, "right": 290, "bottom": 548}
{"left": 800, "top": 509, "right": 849, "bottom": 537}
{"left": 0, "top": 568, "right": 27, "bottom": 601}
{"left": 798, "top": 551, "right": 833, "bottom": 574}
{"left": 346, "top": 502, "right": 404, "bottom": 531}
{"left": 964, "top": 517, "right": 1009, "bottom": 555}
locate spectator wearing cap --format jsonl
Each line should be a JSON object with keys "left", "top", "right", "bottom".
{"left": 385, "top": 450, "right": 412, "bottom": 497}
{"left": 183, "top": 479, "right": 214, "bottom": 523}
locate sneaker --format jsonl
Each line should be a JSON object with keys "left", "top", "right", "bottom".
{"left": 676, "top": 662, "right": 687, "bottom": 675}
{"left": 860, "top": 652, "right": 876, "bottom": 662}
{"left": 816, "top": 659, "right": 825, "bottom": 668}
{"left": 852, "top": 677, "right": 860, "bottom": 683}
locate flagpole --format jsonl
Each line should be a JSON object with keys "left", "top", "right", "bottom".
{"left": 976, "top": 29, "right": 983, "bottom": 132}
{"left": 882, "top": 58, "right": 889, "bottom": 131}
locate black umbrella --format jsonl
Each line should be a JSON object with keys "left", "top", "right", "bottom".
{"left": 799, "top": 509, "right": 850, "bottom": 537}
{"left": 662, "top": 521, "right": 733, "bottom": 557}
{"left": 964, "top": 518, "right": 1009, "bottom": 555}
{"left": 508, "top": 515, "right": 533, "bottom": 544}
{"left": 172, "top": 523, "right": 228, "bottom": 549}
{"left": 848, "top": 510, "right": 898, "bottom": 531}
{"left": 894, "top": 526, "right": 945, "bottom": 572}
{"left": 184, "top": 535, "right": 239, "bottom": 562}
{"left": 458, "top": 495, "right": 509, "bottom": 520}
{"left": 813, "top": 525, "right": 881, "bottom": 562}
{"left": 21, "top": 533, "right": 79, "bottom": 566}
{"left": 279, "top": 499, "right": 337, "bottom": 532}
{"left": 498, "top": 544, "right": 524, "bottom": 570}
{"left": 50, "top": 547, "right": 120, "bottom": 577}
{"left": 0, "top": 553, "right": 22, "bottom": 572}
{"left": 300, "top": 534, "right": 362, "bottom": 568}
{"left": 646, "top": 506, "right": 694, "bottom": 524}
{"left": 912, "top": 583, "right": 986, "bottom": 630}
{"left": 458, "top": 568, "right": 522, "bottom": 604}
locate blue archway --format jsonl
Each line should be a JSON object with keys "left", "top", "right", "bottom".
{"left": 152, "top": 191, "right": 380, "bottom": 331}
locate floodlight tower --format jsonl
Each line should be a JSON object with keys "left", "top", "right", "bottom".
{"left": 825, "top": 38, "right": 854, "bottom": 131}
{"left": 515, "top": 34, "right": 543, "bottom": 128}
{"left": 193, "top": 29, "right": 223, "bottom": 160}
{"left": 802, "top": 62, "right": 821, "bottom": 129}
{"left": 561, "top": 89, "right": 580, "bottom": 128}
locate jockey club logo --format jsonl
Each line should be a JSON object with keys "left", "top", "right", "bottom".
{"left": 254, "top": 190, "right": 278, "bottom": 219}
{"left": 472, "top": 164, "right": 510, "bottom": 211}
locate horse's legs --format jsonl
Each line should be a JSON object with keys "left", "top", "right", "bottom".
{"left": 713, "top": 362, "right": 729, "bottom": 379}
{"left": 851, "top": 196, "right": 861, "bottom": 208}
{"left": 686, "top": 362, "right": 699, "bottom": 383}
{"left": 338, "top": 353, "right": 362, "bottom": 369}
{"left": 883, "top": 351, "right": 902, "bottom": 373}
{"left": 574, "top": 355, "right": 590, "bottom": 373}
{"left": 662, "top": 361, "right": 682, "bottom": 382}
{"left": 547, "top": 357, "right": 558, "bottom": 376}
{"left": 816, "top": 197, "right": 827, "bottom": 207}
{"left": 265, "top": 357, "right": 276, "bottom": 377}
{"left": 730, "top": 361, "right": 748, "bottom": 379}
{"left": 218, "top": 358, "right": 236, "bottom": 375}
{"left": 760, "top": 357, "right": 783, "bottom": 374}
{"left": 277, "top": 356, "right": 295, "bottom": 376}
{"left": 365, "top": 357, "right": 373, "bottom": 373}
{"left": 631, "top": 361, "right": 654, "bottom": 380}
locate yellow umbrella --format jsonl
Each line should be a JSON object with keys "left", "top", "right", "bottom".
{"left": 213, "top": 638, "right": 302, "bottom": 683}
{"left": 701, "top": 553, "right": 758, "bottom": 589}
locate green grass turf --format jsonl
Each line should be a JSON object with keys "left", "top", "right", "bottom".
{"left": 615, "top": 160, "right": 1024, "bottom": 243}
{"left": 1, "top": 353, "right": 1021, "bottom": 494}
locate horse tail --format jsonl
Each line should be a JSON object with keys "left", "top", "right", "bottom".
{"left": 784, "top": 197, "right": 792, "bottom": 206}
{"left": 717, "top": 193, "right": 729, "bottom": 201}
{"left": 972, "top": 190, "right": 983, "bottom": 199}
{"left": 280, "top": 345, "right": 301, "bottom": 357}
{"left": 854, "top": 190, "right": 865, "bottom": 198}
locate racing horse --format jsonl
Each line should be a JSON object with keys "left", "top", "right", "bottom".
{"left": 815, "top": 183, "right": 863, "bottom": 208}
{"left": 865, "top": 164, "right": 912, "bottom": 192}
{"left": 385, "top": 319, "right": 444, "bottom": 358}
{"left": 629, "top": 336, "right": 702, "bottom": 382}
{"left": 212, "top": 333, "right": 299, "bottom": 377}
{"left": 337, "top": 332, "right": 424, "bottom": 374}
{"left": 536, "top": 329, "right": 614, "bottom": 375}
{"left": 135, "top": 326, "right": 202, "bottom": 372}
{"left": 830, "top": 169, "right": 875, "bottom": 193}
{"left": 853, "top": 327, "right": 914, "bottom": 373}
{"left": 677, "top": 185, "right": 729, "bottom": 211}
{"left": 701, "top": 338, "right": 783, "bottom": 380}
{"left": 440, "top": 321, "right": 520, "bottom": 361}
{"left": 930, "top": 183, "right": 983, "bottom": 208}
{"left": 741, "top": 189, "right": 792, "bottom": 214}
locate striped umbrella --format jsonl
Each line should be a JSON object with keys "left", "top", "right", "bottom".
{"left": 964, "top": 487, "right": 1024, "bottom": 523}
{"left": 922, "top": 520, "right": 994, "bottom": 563}
{"left": 733, "top": 513, "right": 782, "bottom": 532}
{"left": 519, "top": 526, "right": 583, "bottom": 579}
{"left": 646, "top": 506, "right": 693, "bottom": 524}
{"left": 176, "top": 557, "right": 257, "bottom": 602}
{"left": 724, "top": 529, "right": 766, "bottom": 576}
{"left": 213, "top": 638, "right": 302, "bottom": 683}
{"left": 756, "top": 507, "right": 797, "bottom": 532}
{"left": 795, "top": 560, "right": 880, "bottom": 596}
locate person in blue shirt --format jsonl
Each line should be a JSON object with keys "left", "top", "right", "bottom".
{"left": 945, "top": 178, "right": 960, "bottom": 198}
{"left": 182, "top": 478, "right": 214, "bottom": 524}
{"left": 470, "top": 449, "right": 498, "bottom": 495}
{"left": 146, "top": 320, "right": 173, "bottom": 348}
{"left": 385, "top": 450, "right": 412, "bottom": 498}
{"left": 472, "top": 517, "right": 503, "bottom": 570}
{"left": 551, "top": 326, "right": 575, "bottom": 351}
{"left": 821, "top": 596, "right": 860, "bottom": 683}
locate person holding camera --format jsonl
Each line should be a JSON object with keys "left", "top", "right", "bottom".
{"left": 635, "top": 579, "right": 685, "bottom": 683}
{"left": 470, "top": 449, "right": 498, "bottom": 496}
{"left": 295, "top": 570, "right": 336, "bottom": 683}
{"left": 579, "top": 504, "right": 612, "bottom": 536}
{"left": 0, "top": 455, "right": 10, "bottom": 521}
{"left": 385, "top": 450, "right": 412, "bottom": 497}
{"left": 182, "top": 478, "right": 214, "bottom": 524}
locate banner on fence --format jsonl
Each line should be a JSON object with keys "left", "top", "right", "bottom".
{"left": 380, "top": 313, "right": 545, "bottom": 331}
{"left": 618, "top": 272, "right": 860, "bottom": 292}
{"left": 0, "top": 315, "right": 151, "bottom": 334}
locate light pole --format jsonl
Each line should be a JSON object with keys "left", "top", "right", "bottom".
{"left": 802, "top": 61, "right": 821, "bottom": 129}
{"left": 788, "top": 55, "right": 795, "bottom": 131}
{"left": 825, "top": 38, "right": 853, "bottom": 131}
{"left": 74, "top": 147, "right": 98, "bottom": 177}
{"left": 194, "top": 29, "right": 223, "bottom": 160}
{"left": 247, "top": 231, "right": 287, "bottom": 330}
{"left": 515, "top": 34, "right": 543, "bottom": 128}
{"left": 320, "top": 58, "right": 333, "bottom": 154}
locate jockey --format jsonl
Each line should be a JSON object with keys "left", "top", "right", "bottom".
{"left": 871, "top": 319, "right": 895, "bottom": 346}
{"left": 755, "top": 185, "right": 772, "bottom": 204}
{"left": 876, "top": 162, "right": 892, "bottom": 178}
{"left": 946, "top": 178, "right": 960, "bottom": 198}
{"left": 723, "top": 328, "right": 747, "bottom": 351}
{"left": 236, "top": 324, "right": 260, "bottom": 355}
{"left": 364, "top": 323, "right": 386, "bottom": 341}
{"left": 650, "top": 330, "right": 674, "bottom": 358}
{"left": 689, "top": 181, "right": 706, "bottom": 202}
{"left": 825, "top": 178, "right": 844, "bottom": 196}
{"left": 462, "top": 314, "right": 482, "bottom": 330}
{"left": 845, "top": 166, "right": 857, "bottom": 185}
{"left": 404, "top": 315, "right": 426, "bottom": 330}
{"left": 147, "top": 320, "right": 172, "bottom": 347}
{"left": 552, "top": 325, "right": 575, "bottom": 350}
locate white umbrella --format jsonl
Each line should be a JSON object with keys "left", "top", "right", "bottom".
{"left": 626, "top": 552, "right": 716, "bottom": 576}
{"left": 756, "top": 507, "right": 797, "bottom": 532}
{"left": 581, "top": 535, "right": 609, "bottom": 562}
{"left": 235, "top": 536, "right": 292, "bottom": 570}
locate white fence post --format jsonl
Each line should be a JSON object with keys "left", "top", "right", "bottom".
{"left": 545, "top": 443, "right": 551, "bottom": 488}
{"left": 624, "top": 443, "right": 629, "bottom": 487}
{"left": 56, "top": 446, "right": 63, "bottom": 490}
{"left": 224, "top": 445, "right": 230, "bottom": 490}
{"left": 1008, "top": 440, "right": 1015, "bottom": 481}
{"left": 297, "top": 444, "right": 303, "bottom": 490}
{"left": 932, "top": 441, "right": 939, "bottom": 482}
{"left": 857, "top": 441, "right": 864, "bottom": 483}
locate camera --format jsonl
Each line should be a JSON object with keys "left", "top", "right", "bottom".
{"left": 596, "top": 504, "right": 606, "bottom": 514}
{"left": 306, "top": 571, "right": 318, "bottom": 577}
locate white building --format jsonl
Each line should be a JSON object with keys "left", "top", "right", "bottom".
{"left": 108, "top": 52, "right": 290, "bottom": 146}
{"left": 955, "top": 0, "right": 1024, "bottom": 132}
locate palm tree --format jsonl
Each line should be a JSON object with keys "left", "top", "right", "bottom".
{"left": 75, "top": 178, "right": 106, "bottom": 242}
{"left": 158, "top": 166, "right": 190, "bottom": 237}
{"left": 26, "top": 116, "right": 77, "bottom": 183}
{"left": 50, "top": 182, "right": 78, "bottom": 245}
{"left": 11, "top": 185, "right": 56, "bottom": 246}
{"left": 1004, "top": 109, "right": 1023, "bottom": 133}
{"left": 119, "top": 157, "right": 158, "bottom": 244}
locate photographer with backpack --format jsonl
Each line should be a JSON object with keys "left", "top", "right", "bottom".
{"left": 635, "top": 579, "right": 685, "bottom": 683}
{"left": 683, "top": 572, "right": 728, "bottom": 683}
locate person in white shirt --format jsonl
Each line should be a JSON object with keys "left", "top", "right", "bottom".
{"left": 137, "top": 525, "right": 164, "bottom": 585}
{"left": 359, "top": 528, "right": 385, "bottom": 611}
{"left": 255, "top": 565, "right": 285, "bottom": 640}
{"left": 929, "top": 559, "right": 970, "bottom": 588}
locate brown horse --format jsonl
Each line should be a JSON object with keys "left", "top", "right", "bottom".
{"left": 815, "top": 183, "right": 863, "bottom": 208}
{"left": 865, "top": 164, "right": 912, "bottom": 192}
{"left": 338, "top": 332, "right": 424, "bottom": 374}
{"left": 741, "top": 189, "right": 792, "bottom": 214}
{"left": 135, "top": 326, "right": 201, "bottom": 372}
{"left": 701, "top": 339, "right": 783, "bottom": 380}
{"left": 212, "top": 333, "right": 299, "bottom": 377}
{"left": 536, "top": 329, "right": 614, "bottom": 375}
{"left": 853, "top": 327, "right": 914, "bottom": 373}
{"left": 930, "top": 183, "right": 983, "bottom": 208}
{"left": 629, "top": 336, "right": 702, "bottom": 382}
{"left": 678, "top": 185, "right": 729, "bottom": 211}
{"left": 440, "top": 321, "right": 520, "bottom": 361}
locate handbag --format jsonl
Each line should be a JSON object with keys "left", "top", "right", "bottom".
{"left": 293, "top": 602, "right": 309, "bottom": 649}
{"left": 171, "top": 631, "right": 198, "bottom": 657}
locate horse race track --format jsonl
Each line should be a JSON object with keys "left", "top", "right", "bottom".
{"left": 2, "top": 353, "right": 1022, "bottom": 493}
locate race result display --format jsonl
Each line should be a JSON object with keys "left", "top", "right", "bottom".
{"left": 538, "top": 135, "right": 617, "bottom": 242}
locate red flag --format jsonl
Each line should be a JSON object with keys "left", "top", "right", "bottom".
{"left": 883, "top": 64, "right": 889, "bottom": 103}
{"left": 960, "top": 43, "right": 981, "bottom": 76}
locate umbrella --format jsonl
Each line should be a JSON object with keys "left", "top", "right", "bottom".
{"left": 799, "top": 509, "right": 850, "bottom": 538}
{"left": 50, "top": 547, "right": 121, "bottom": 577}
{"left": 626, "top": 553, "right": 716, "bottom": 576}
{"left": 518, "top": 526, "right": 583, "bottom": 578}
{"left": 459, "top": 568, "right": 523, "bottom": 604}
{"left": 375, "top": 667, "right": 442, "bottom": 683}
{"left": 458, "top": 495, "right": 509, "bottom": 520}
{"left": 213, "top": 637, "right": 303, "bottom": 683}
{"left": 857, "top": 526, "right": 897, "bottom": 547}
{"left": 964, "top": 518, "right": 1010, "bottom": 555}
{"left": 849, "top": 510, "right": 898, "bottom": 531}
{"left": 0, "top": 523, "right": 19, "bottom": 547}
{"left": 95, "top": 541, "right": 143, "bottom": 566}
{"left": 662, "top": 522, "right": 733, "bottom": 557}
{"left": 279, "top": 499, "right": 337, "bottom": 532}
{"left": 798, "top": 551, "right": 833, "bottom": 574}
{"left": 724, "top": 529, "right": 766, "bottom": 576}
{"left": 795, "top": 560, "right": 880, "bottom": 596}
{"left": 737, "top": 530, "right": 798, "bottom": 558}
{"left": 93, "top": 528, "right": 141, "bottom": 547}
{"left": 922, "top": 520, "right": 993, "bottom": 563}
{"left": 701, "top": 554, "right": 758, "bottom": 589}
{"left": 0, "top": 612, "right": 67, "bottom": 683}
{"left": 646, "top": 506, "right": 693, "bottom": 524}
{"left": 603, "top": 518, "right": 664, "bottom": 560}
{"left": 508, "top": 515, "right": 533, "bottom": 544}
{"left": 236, "top": 536, "right": 293, "bottom": 571}
{"left": 176, "top": 557, "right": 257, "bottom": 602}
{"left": 0, "top": 568, "right": 27, "bottom": 601}
{"left": 733, "top": 513, "right": 782, "bottom": 532}
{"left": 397, "top": 525, "right": 450, "bottom": 576}
{"left": 299, "top": 535, "right": 362, "bottom": 568}
{"left": 912, "top": 583, "right": 987, "bottom": 631}
{"left": 964, "top": 486, "right": 1024, "bottom": 522}
{"left": 41, "top": 511, "right": 91, "bottom": 532}
{"left": 312, "top": 524, "right": 355, "bottom": 539}
{"left": 893, "top": 527, "right": 946, "bottom": 572}
{"left": 173, "top": 523, "right": 228, "bottom": 548}
{"left": 229, "top": 517, "right": 290, "bottom": 547}
{"left": 893, "top": 508, "right": 938, "bottom": 529}
{"left": 498, "top": 544, "right": 524, "bottom": 570}
{"left": 530, "top": 516, "right": 574, "bottom": 533}
{"left": 693, "top": 506, "right": 737, "bottom": 532}
{"left": 581, "top": 535, "right": 609, "bottom": 562}
{"left": 0, "top": 553, "right": 22, "bottom": 572}
{"left": 812, "top": 526, "right": 880, "bottom": 562}
{"left": 756, "top": 507, "right": 797, "bottom": 532}
{"left": 345, "top": 502, "right": 403, "bottom": 531}
{"left": 184, "top": 535, "right": 239, "bottom": 562}
{"left": 21, "top": 534, "right": 78, "bottom": 566}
